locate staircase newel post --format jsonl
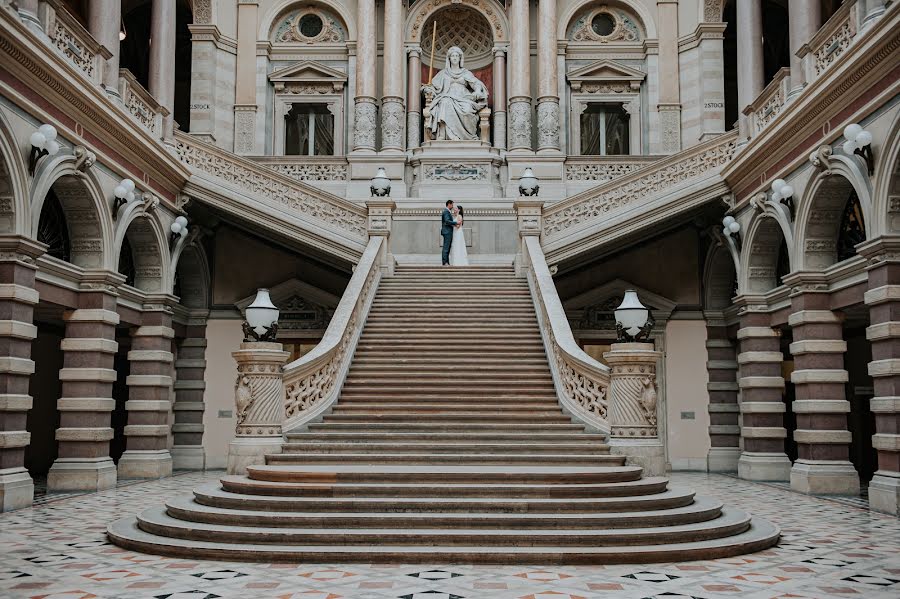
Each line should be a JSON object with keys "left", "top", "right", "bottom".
{"left": 226, "top": 341, "right": 290, "bottom": 475}
{"left": 603, "top": 342, "right": 666, "bottom": 476}
{"left": 367, "top": 199, "right": 396, "bottom": 276}
{"left": 514, "top": 199, "right": 543, "bottom": 277}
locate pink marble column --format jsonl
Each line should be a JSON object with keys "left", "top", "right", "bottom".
{"left": 149, "top": 0, "right": 177, "bottom": 140}
{"left": 353, "top": 0, "right": 377, "bottom": 152}
{"left": 736, "top": 0, "right": 764, "bottom": 138}
{"left": 406, "top": 46, "right": 422, "bottom": 149}
{"left": 507, "top": 0, "right": 532, "bottom": 152}
{"left": 788, "top": 0, "right": 821, "bottom": 96}
{"left": 88, "top": 0, "right": 123, "bottom": 97}
{"left": 536, "top": 0, "right": 559, "bottom": 152}
{"left": 380, "top": 0, "right": 405, "bottom": 152}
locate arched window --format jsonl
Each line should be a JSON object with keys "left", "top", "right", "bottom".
{"left": 37, "top": 188, "right": 71, "bottom": 262}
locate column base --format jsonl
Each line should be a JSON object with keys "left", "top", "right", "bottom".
{"left": 609, "top": 439, "right": 665, "bottom": 477}
{"left": 171, "top": 446, "right": 206, "bottom": 471}
{"left": 47, "top": 457, "right": 116, "bottom": 492}
{"left": 790, "top": 460, "right": 860, "bottom": 495}
{"left": 0, "top": 468, "right": 34, "bottom": 511}
{"left": 117, "top": 450, "right": 173, "bottom": 479}
{"left": 868, "top": 471, "right": 900, "bottom": 515}
{"left": 708, "top": 447, "right": 741, "bottom": 472}
{"left": 227, "top": 436, "right": 283, "bottom": 475}
{"left": 738, "top": 452, "right": 792, "bottom": 481}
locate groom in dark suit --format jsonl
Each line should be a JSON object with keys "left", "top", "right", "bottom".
{"left": 441, "top": 199, "right": 455, "bottom": 266}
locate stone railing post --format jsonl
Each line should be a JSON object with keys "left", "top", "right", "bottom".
{"left": 226, "top": 341, "right": 290, "bottom": 475}
{"left": 514, "top": 199, "right": 543, "bottom": 276}
{"left": 366, "top": 199, "right": 395, "bottom": 275}
{"left": 604, "top": 342, "right": 664, "bottom": 476}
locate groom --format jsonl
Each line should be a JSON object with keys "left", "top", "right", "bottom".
{"left": 441, "top": 199, "right": 455, "bottom": 266}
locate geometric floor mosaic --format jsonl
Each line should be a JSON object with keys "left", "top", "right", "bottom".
{"left": 1, "top": 471, "right": 898, "bottom": 598}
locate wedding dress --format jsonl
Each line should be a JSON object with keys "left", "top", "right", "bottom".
{"left": 449, "top": 217, "right": 469, "bottom": 266}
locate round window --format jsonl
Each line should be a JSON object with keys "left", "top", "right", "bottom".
{"left": 298, "top": 14, "right": 324, "bottom": 38}
{"left": 591, "top": 13, "right": 616, "bottom": 37}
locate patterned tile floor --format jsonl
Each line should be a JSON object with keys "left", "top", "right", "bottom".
{"left": 1, "top": 471, "right": 898, "bottom": 599}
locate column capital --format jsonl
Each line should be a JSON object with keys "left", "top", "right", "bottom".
{"left": 493, "top": 45, "right": 509, "bottom": 56}
{"left": 0, "top": 236, "right": 46, "bottom": 266}
{"left": 78, "top": 269, "right": 127, "bottom": 294}
{"left": 406, "top": 45, "right": 422, "bottom": 56}
{"left": 857, "top": 235, "right": 900, "bottom": 265}
{"left": 781, "top": 270, "right": 829, "bottom": 296}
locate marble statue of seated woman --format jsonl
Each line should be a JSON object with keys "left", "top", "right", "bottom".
{"left": 422, "top": 46, "right": 489, "bottom": 142}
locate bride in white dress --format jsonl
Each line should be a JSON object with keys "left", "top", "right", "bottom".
{"left": 449, "top": 205, "right": 469, "bottom": 266}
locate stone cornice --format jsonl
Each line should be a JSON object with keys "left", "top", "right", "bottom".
{"left": 0, "top": 8, "right": 189, "bottom": 203}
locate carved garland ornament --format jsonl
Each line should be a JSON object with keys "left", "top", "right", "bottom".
{"left": 271, "top": 7, "right": 346, "bottom": 44}
{"left": 568, "top": 6, "right": 643, "bottom": 43}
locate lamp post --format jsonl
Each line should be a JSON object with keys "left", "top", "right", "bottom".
{"left": 242, "top": 288, "right": 280, "bottom": 342}
{"left": 614, "top": 290, "right": 653, "bottom": 342}
{"left": 28, "top": 124, "right": 60, "bottom": 175}
{"left": 112, "top": 178, "right": 137, "bottom": 218}
{"left": 722, "top": 215, "right": 742, "bottom": 251}
{"left": 518, "top": 167, "right": 539, "bottom": 197}
{"left": 842, "top": 123, "right": 874, "bottom": 175}
{"left": 370, "top": 167, "right": 391, "bottom": 197}
{"left": 169, "top": 216, "right": 188, "bottom": 247}
{"left": 770, "top": 178, "right": 795, "bottom": 220}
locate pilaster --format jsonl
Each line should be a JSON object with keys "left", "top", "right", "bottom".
{"left": 171, "top": 320, "right": 207, "bottom": 470}
{"left": 706, "top": 321, "right": 740, "bottom": 472}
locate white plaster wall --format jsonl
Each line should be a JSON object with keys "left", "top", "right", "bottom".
{"left": 202, "top": 319, "right": 243, "bottom": 469}
{"left": 664, "top": 319, "right": 711, "bottom": 470}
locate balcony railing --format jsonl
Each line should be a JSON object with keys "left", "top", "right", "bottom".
{"left": 41, "top": 0, "right": 110, "bottom": 86}
{"left": 799, "top": 0, "right": 859, "bottom": 82}
{"left": 743, "top": 67, "right": 790, "bottom": 136}
{"left": 118, "top": 70, "right": 167, "bottom": 138}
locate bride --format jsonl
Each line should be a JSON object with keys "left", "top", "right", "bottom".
{"left": 449, "top": 205, "right": 469, "bottom": 266}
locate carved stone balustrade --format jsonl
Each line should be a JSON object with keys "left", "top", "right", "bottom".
{"left": 118, "top": 70, "right": 168, "bottom": 139}
{"left": 41, "top": 0, "right": 112, "bottom": 86}
{"left": 743, "top": 68, "right": 791, "bottom": 138}
{"left": 563, "top": 156, "right": 660, "bottom": 193}
{"left": 798, "top": 1, "right": 859, "bottom": 85}
{"left": 226, "top": 341, "right": 290, "bottom": 475}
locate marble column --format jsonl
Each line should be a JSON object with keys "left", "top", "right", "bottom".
{"left": 536, "top": 0, "right": 559, "bottom": 152}
{"left": 786, "top": 281, "right": 859, "bottom": 494}
{"left": 737, "top": 311, "right": 792, "bottom": 481}
{"left": 88, "top": 0, "right": 123, "bottom": 98}
{"left": 508, "top": 0, "right": 532, "bottom": 152}
{"left": 117, "top": 305, "right": 174, "bottom": 478}
{"left": 859, "top": 237, "right": 900, "bottom": 515}
{"left": 16, "top": 0, "right": 40, "bottom": 29}
{"left": 656, "top": 0, "right": 682, "bottom": 152}
{"left": 736, "top": 0, "right": 764, "bottom": 138}
{"left": 407, "top": 46, "right": 422, "bottom": 149}
{"left": 706, "top": 324, "right": 741, "bottom": 472}
{"left": 0, "top": 237, "right": 43, "bottom": 511}
{"left": 492, "top": 46, "right": 507, "bottom": 150}
{"left": 353, "top": 0, "right": 377, "bottom": 152}
{"left": 381, "top": 0, "right": 405, "bottom": 152}
{"left": 787, "top": 0, "right": 820, "bottom": 97}
{"left": 862, "top": 0, "right": 887, "bottom": 28}
{"left": 47, "top": 273, "right": 123, "bottom": 492}
{"left": 171, "top": 323, "right": 207, "bottom": 470}
{"left": 149, "top": 0, "right": 177, "bottom": 140}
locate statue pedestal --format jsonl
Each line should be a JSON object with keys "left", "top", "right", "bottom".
{"left": 409, "top": 141, "right": 503, "bottom": 199}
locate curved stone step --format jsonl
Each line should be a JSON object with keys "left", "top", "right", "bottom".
{"left": 321, "top": 414, "right": 575, "bottom": 423}
{"left": 286, "top": 432, "right": 608, "bottom": 442}
{"left": 266, "top": 453, "right": 625, "bottom": 466}
{"left": 331, "top": 403, "right": 562, "bottom": 413}
{"left": 278, "top": 441, "right": 611, "bottom": 455}
{"left": 305, "top": 422, "right": 588, "bottom": 432}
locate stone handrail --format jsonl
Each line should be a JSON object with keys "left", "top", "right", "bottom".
{"left": 798, "top": 0, "right": 859, "bottom": 83}
{"left": 41, "top": 0, "right": 111, "bottom": 86}
{"left": 564, "top": 156, "right": 660, "bottom": 182}
{"left": 542, "top": 131, "right": 739, "bottom": 244}
{"left": 281, "top": 236, "right": 382, "bottom": 432}
{"left": 174, "top": 132, "right": 368, "bottom": 244}
{"left": 118, "top": 69, "right": 167, "bottom": 138}
{"left": 523, "top": 235, "right": 611, "bottom": 434}
{"left": 250, "top": 156, "right": 349, "bottom": 183}
{"left": 744, "top": 67, "right": 790, "bottom": 137}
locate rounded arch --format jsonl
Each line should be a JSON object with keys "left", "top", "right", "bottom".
{"left": 558, "top": 0, "right": 656, "bottom": 41}
{"left": 114, "top": 211, "right": 169, "bottom": 293}
{"left": 703, "top": 241, "right": 737, "bottom": 310}
{"left": 795, "top": 164, "right": 872, "bottom": 270}
{"left": 260, "top": 0, "right": 355, "bottom": 42}
{"left": 741, "top": 214, "right": 791, "bottom": 293}
{"left": 172, "top": 242, "right": 210, "bottom": 309}
{"left": 29, "top": 154, "right": 112, "bottom": 269}
{"left": 406, "top": 0, "right": 509, "bottom": 44}
{"left": 0, "top": 110, "right": 29, "bottom": 235}
{"left": 873, "top": 109, "right": 900, "bottom": 237}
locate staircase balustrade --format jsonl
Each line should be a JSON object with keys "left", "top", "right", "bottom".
{"left": 523, "top": 236, "right": 611, "bottom": 434}
{"left": 281, "top": 236, "right": 383, "bottom": 432}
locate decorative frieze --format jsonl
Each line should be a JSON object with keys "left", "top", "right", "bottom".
{"left": 353, "top": 99, "right": 377, "bottom": 151}
{"left": 508, "top": 99, "right": 532, "bottom": 150}
{"left": 380, "top": 98, "right": 405, "bottom": 151}
{"left": 536, "top": 100, "right": 560, "bottom": 151}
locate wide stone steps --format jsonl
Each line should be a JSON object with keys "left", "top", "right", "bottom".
{"left": 108, "top": 265, "right": 779, "bottom": 563}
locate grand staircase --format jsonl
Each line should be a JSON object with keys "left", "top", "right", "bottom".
{"left": 108, "top": 265, "right": 779, "bottom": 563}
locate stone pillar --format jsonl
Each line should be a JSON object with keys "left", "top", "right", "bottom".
{"left": 736, "top": 0, "right": 764, "bottom": 139}
{"left": 656, "top": 0, "right": 682, "bottom": 152}
{"left": 786, "top": 281, "right": 859, "bottom": 494}
{"left": 407, "top": 46, "right": 422, "bottom": 149}
{"left": 0, "top": 237, "right": 43, "bottom": 511}
{"left": 862, "top": 0, "right": 887, "bottom": 28}
{"left": 88, "top": 0, "right": 123, "bottom": 98}
{"left": 16, "top": 0, "right": 40, "bottom": 29}
{"left": 706, "top": 324, "right": 741, "bottom": 472}
{"left": 353, "top": 0, "right": 377, "bottom": 152}
{"left": 171, "top": 322, "right": 207, "bottom": 470}
{"left": 367, "top": 200, "right": 396, "bottom": 274}
{"left": 149, "top": 0, "right": 177, "bottom": 140}
{"left": 859, "top": 237, "right": 900, "bottom": 515}
{"left": 536, "top": 0, "right": 559, "bottom": 152}
{"left": 48, "top": 273, "right": 124, "bottom": 492}
{"left": 507, "top": 0, "right": 532, "bottom": 152}
{"left": 604, "top": 342, "right": 665, "bottom": 476}
{"left": 233, "top": 1, "right": 259, "bottom": 154}
{"left": 736, "top": 311, "right": 792, "bottom": 481}
{"left": 514, "top": 199, "right": 543, "bottom": 276}
{"left": 787, "top": 0, "right": 820, "bottom": 98}
{"left": 117, "top": 305, "right": 174, "bottom": 479}
{"left": 492, "top": 46, "right": 507, "bottom": 150}
{"left": 227, "top": 342, "right": 290, "bottom": 475}
{"left": 380, "top": 0, "right": 405, "bottom": 152}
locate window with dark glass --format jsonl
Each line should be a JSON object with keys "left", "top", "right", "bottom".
{"left": 284, "top": 103, "right": 335, "bottom": 156}
{"left": 580, "top": 103, "right": 630, "bottom": 155}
